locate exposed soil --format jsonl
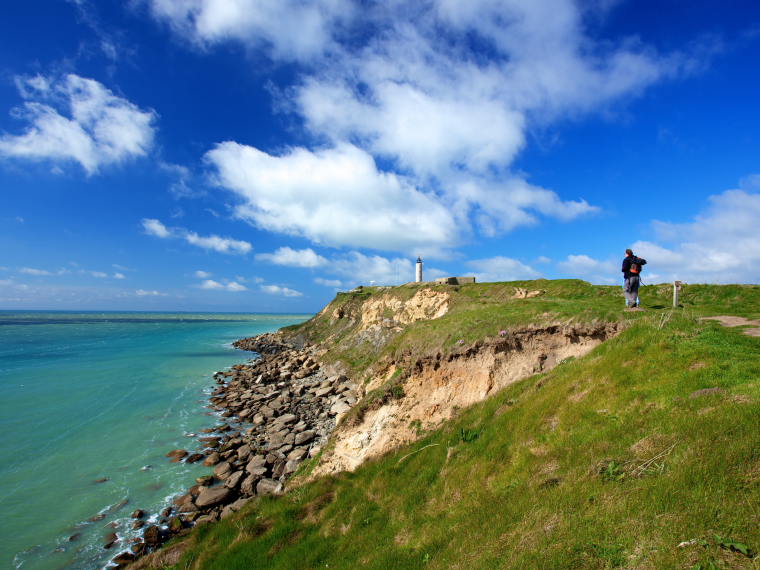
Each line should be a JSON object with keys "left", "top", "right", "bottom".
{"left": 310, "top": 322, "right": 621, "bottom": 478}
{"left": 704, "top": 316, "right": 760, "bottom": 337}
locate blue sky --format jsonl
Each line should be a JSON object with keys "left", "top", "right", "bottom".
{"left": 1, "top": 0, "right": 759, "bottom": 312}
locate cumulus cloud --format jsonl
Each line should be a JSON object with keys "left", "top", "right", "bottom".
{"left": 255, "top": 247, "right": 328, "bottom": 268}
{"left": 140, "top": 218, "right": 252, "bottom": 254}
{"left": 194, "top": 270, "right": 212, "bottom": 278}
{"left": 260, "top": 284, "right": 303, "bottom": 297}
{"left": 314, "top": 277, "right": 342, "bottom": 287}
{"left": 556, "top": 185, "right": 760, "bottom": 285}
{"left": 465, "top": 256, "right": 542, "bottom": 283}
{"left": 199, "top": 279, "right": 246, "bottom": 291}
{"left": 145, "top": 0, "right": 351, "bottom": 61}
{"left": 207, "top": 142, "right": 457, "bottom": 252}
{"left": 0, "top": 74, "right": 156, "bottom": 174}
{"left": 327, "top": 251, "right": 416, "bottom": 286}
{"left": 136, "top": 289, "right": 159, "bottom": 296}
{"left": 556, "top": 254, "right": 619, "bottom": 284}
{"left": 19, "top": 267, "right": 70, "bottom": 276}
{"left": 113, "top": 272, "right": 125, "bottom": 279}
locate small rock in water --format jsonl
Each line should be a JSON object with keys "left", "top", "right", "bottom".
{"left": 140, "top": 465, "right": 152, "bottom": 471}
{"left": 92, "top": 478, "right": 108, "bottom": 484}
{"left": 130, "top": 509, "right": 144, "bottom": 519}
{"left": 104, "top": 532, "right": 118, "bottom": 544}
{"left": 69, "top": 533, "right": 81, "bottom": 541}
{"left": 87, "top": 513, "right": 106, "bottom": 523}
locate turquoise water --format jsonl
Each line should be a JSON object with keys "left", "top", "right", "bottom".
{"left": 0, "top": 311, "right": 310, "bottom": 570}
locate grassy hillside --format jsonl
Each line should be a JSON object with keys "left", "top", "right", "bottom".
{"left": 162, "top": 281, "right": 760, "bottom": 570}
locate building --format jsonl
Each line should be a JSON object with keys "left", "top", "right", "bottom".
{"left": 415, "top": 256, "right": 422, "bottom": 283}
{"left": 435, "top": 276, "right": 476, "bottom": 285}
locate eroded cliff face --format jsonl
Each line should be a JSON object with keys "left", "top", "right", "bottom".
{"left": 308, "top": 323, "right": 620, "bottom": 478}
{"left": 360, "top": 289, "right": 451, "bottom": 328}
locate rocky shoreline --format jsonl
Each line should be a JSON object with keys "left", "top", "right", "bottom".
{"left": 111, "top": 331, "right": 359, "bottom": 568}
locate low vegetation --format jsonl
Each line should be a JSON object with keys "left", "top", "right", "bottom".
{"left": 160, "top": 281, "right": 760, "bottom": 569}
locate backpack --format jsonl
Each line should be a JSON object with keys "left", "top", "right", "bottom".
{"left": 629, "top": 257, "right": 647, "bottom": 274}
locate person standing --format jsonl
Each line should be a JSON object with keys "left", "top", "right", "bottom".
{"left": 622, "top": 249, "right": 640, "bottom": 308}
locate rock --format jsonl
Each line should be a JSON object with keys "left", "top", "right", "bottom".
{"left": 168, "top": 517, "right": 184, "bottom": 535}
{"left": 220, "top": 506, "right": 235, "bottom": 519}
{"left": 236, "top": 445, "right": 252, "bottom": 462}
{"left": 224, "top": 470, "right": 245, "bottom": 490}
{"left": 172, "top": 494, "right": 193, "bottom": 507}
{"left": 131, "top": 543, "right": 145, "bottom": 555}
{"left": 294, "top": 431, "right": 315, "bottom": 446}
{"left": 315, "top": 386, "right": 334, "bottom": 398}
{"left": 247, "top": 454, "right": 266, "bottom": 471}
{"left": 131, "top": 521, "right": 144, "bottom": 530}
{"left": 185, "top": 453, "right": 204, "bottom": 464}
{"left": 213, "top": 461, "right": 233, "bottom": 480}
{"left": 92, "top": 478, "right": 108, "bottom": 484}
{"left": 166, "top": 449, "right": 188, "bottom": 459}
{"left": 230, "top": 498, "right": 250, "bottom": 511}
{"left": 256, "top": 478, "right": 283, "bottom": 495}
{"left": 202, "top": 452, "right": 221, "bottom": 466}
{"left": 195, "top": 515, "right": 215, "bottom": 525}
{"left": 196, "top": 475, "right": 214, "bottom": 486}
{"left": 104, "top": 540, "right": 117, "bottom": 550}
{"left": 240, "top": 474, "right": 261, "bottom": 495}
{"left": 143, "top": 525, "right": 160, "bottom": 546}
{"left": 272, "top": 459, "right": 287, "bottom": 478}
{"left": 112, "top": 552, "right": 135, "bottom": 564}
{"left": 104, "top": 532, "right": 118, "bottom": 544}
{"left": 177, "top": 502, "right": 199, "bottom": 513}
{"left": 130, "top": 509, "right": 144, "bottom": 519}
{"left": 309, "top": 446, "right": 321, "bottom": 458}
{"left": 160, "top": 507, "right": 172, "bottom": 517}
{"left": 284, "top": 459, "right": 301, "bottom": 474}
{"left": 287, "top": 448, "right": 308, "bottom": 462}
{"left": 268, "top": 434, "right": 285, "bottom": 449}
{"left": 195, "top": 486, "right": 235, "bottom": 509}
{"left": 331, "top": 401, "right": 351, "bottom": 415}
{"left": 69, "top": 533, "right": 81, "bottom": 541}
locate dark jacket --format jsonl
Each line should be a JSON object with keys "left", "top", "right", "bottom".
{"left": 621, "top": 256, "right": 637, "bottom": 279}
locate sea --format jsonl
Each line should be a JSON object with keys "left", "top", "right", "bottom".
{"left": 0, "top": 311, "right": 311, "bottom": 570}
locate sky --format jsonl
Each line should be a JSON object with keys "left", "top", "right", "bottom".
{"left": 0, "top": 0, "right": 759, "bottom": 313}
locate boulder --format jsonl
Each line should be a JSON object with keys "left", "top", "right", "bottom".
{"left": 196, "top": 475, "right": 214, "bottom": 486}
{"left": 213, "top": 461, "right": 232, "bottom": 481}
{"left": 224, "top": 470, "right": 245, "bottom": 490}
{"left": 246, "top": 454, "right": 266, "bottom": 471}
{"left": 309, "top": 446, "right": 322, "bottom": 458}
{"left": 112, "top": 552, "right": 135, "bottom": 565}
{"left": 330, "top": 401, "right": 351, "bottom": 415}
{"left": 272, "top": 459, "right": 287, "bottom": 478}
{"left": 172, "top": 494, "right": 193, "bottom": 507}
{"left": 104, "top": 532, "right": 118, "bottom": 544}
{"left": 130, "top": 509, "right": 144, "bottom": 519}
{"left": 240, "top": 474, "right": 261, "bottom": 496}
{"left": 185, "top": 453, "right": 204, "bottom": 464}
{"left": 315, "top": 386, "right": 334, "bottom": 398}
{"left": 177, "top": 502, "right": 199, "bottom": 513}
{"left": 294, "top": 431, "right": 315, "bottom": 446}
{"left": 268, "top": 434, "right": 285, "bottom": 449}
{"left": 236, "top": 445, "right": 252, "bottom": 462}
{"left": 202, "top": 452, "right": 220, "bottom": 467}
{"left": 166, "top": 449, "right": 188, "bottom": 459}
{"left": 256, "top": 478, "right": 283, "bottom": 495}
{"left": 220, "top": 505, "right": 235, "bottom": 519}
{"left": 195, "top": 486, "right": 235, "bottom": 509}
{"left": 284, "top": 459, "right": 301, "bottom": 474}
{"left": 230, "top": 498, "right": 250, "bottom": 511}
{"left": 287, "top": 448, "right": 308, "bottom": 462}
{"left": 143, "top": 525, "right": 160, "bottom": 546}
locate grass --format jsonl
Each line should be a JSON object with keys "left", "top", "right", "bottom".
{"left": 166, "top": 281, "right": 760, "bottom": 570}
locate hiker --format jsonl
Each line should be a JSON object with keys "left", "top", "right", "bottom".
{"left": 622, "top": 276, "right": 638, "bottom": 307}
{"left": 621, "top": 249, "right": 645, "bottom": 308}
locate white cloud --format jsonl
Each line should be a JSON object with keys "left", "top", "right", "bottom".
{"left": 535, "top": 256, "right": 552, "bottom": 264}
{"left": 113, "top": 272, "right": 125, "bottom": 279}
{"left": 235, "top": 275, "right": 264, "bottom": 283}
{"left": 255, "top": 247, "right": 328, "bottom": 268}
{"left": 19, "top": 267, "right": 70, "bottom": 276}
{"left": 260, "top": 284, "right": 303, "bottom": 297}
{"left": 314, "top": 277, "right": 342, "bottom": 287}
{"left": 556, "top": 254, "right": 618, "bottom": 284}
{"left": 142, "top": 218, "right": 172, "bottom": 238}
{"left": 556, "top": 185, "right": 760, "bottom": 285}
{"left": 328, "top": 251, "right": 415, "bottom": 286}
{"left": 112, "top": 264, "right": 133, "bottom": 271}
{"left": 140, "top": 218, "right": 252, "bottom": 255}
{"left": 0, "top": 74, "right": 156, "bottom": 174}
{"left": 466, "top": 256, "right": 542, "bottom": 283}
{"left": 16, "top": 217, "right": 24, "bottom": 223}
{"left": 207, "top": 142, "right": 458, "bottom": 252}
{"left": 136, "top": 289, "right": 159, "bottom": 296}
{"left": 0, "top": 267, "right": 8, "bottom": 271}
{"left": 194, "top": 270, "right": 212, "bottom": 278}
{"left": 90, "top": 271, "right": 108, "bottom": 278}
{"left": 199, "top": 279, "right": 246, "bottom": 291}
{"left": 145, "top": 0, "right": 351, "bottom": 61}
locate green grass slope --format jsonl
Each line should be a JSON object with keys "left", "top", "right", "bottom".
{"left": 170, "top": 282, "right": 760, "bottom": 570}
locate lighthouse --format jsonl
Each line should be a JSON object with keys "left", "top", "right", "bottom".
{"left": 415, "top": 256, "right": 422, "bottom": 283}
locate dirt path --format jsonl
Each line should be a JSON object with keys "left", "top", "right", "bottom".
{"left": 703, "top": 316, "right": 760, "bottom": 337}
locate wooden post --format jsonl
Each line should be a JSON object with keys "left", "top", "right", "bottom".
{"left": 673, "top": 281, "right": 681, "bottom": 308}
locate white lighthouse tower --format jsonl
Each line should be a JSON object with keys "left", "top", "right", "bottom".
{"left": 415, "top": 255, "right": 422, "bottom": 283}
